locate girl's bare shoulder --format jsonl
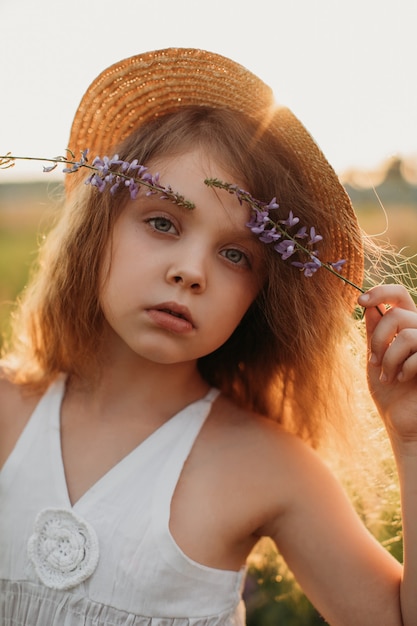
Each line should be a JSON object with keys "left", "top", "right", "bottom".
{"left": 207, "top": 393, "right": 315, "bottom": 485}
{"left": 0, "top": 371, "right": 42, "bottom": 469}
{"left": 210, "top": 393, "right": 304, "bottom": 451}
{"left": 196, "top": 393, "right": 326, "bottom": 535}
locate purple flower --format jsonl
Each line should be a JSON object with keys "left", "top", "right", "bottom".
{"left": 61, "top": 149, "right": 89, "bottom": 174}
{"left": 292, "top": 257, "right": 322, "bottom": 276}
{"left": 246, "top": 210, "right": 270, "bottom": 235}
{"left": 142, "top": 171, "right": 159, "bottom": 184}
{"left": 280, "top": 211, "right": 299, "bottom": 228}
{"left": 259, "top": 229, "right": 282, "bottom": 244}
{"left": 294, "top": 226, "right": 308, "bottom": 239}
{"left": 265, "top": 197, "right": 279, "bottom": 211}
{"left": 87, "top": 173, "right": 106, "bottom": 193}
{"left": 91, "top": 154, "right": 123, "bottom": 177}
{"left": 330, "top": 259, "right": 347, "bottom": 273}
{"left": 308, "top": 227, "right": 323, "bottom": 245}
{"left": 130, "top": 185, "right": 140, "bottom": 200}
{"left": 275, "top": 240, "right": 296, "bottom": 260}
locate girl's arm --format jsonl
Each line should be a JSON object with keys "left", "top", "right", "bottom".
{"left": 260, "top": 428, "right": 403, "bottom": 626}
{"left": 358, "top": 284, "right": 417, "bottom": 625}
{"left": 257, "top": 284, "right": 417, "bottom": 624}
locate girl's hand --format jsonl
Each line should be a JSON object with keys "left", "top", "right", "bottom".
{"left": 358, "top": 285, "right": 417, "bottom": 448}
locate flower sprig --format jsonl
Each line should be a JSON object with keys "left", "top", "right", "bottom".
{"left": 204, "top": 178, "right": 364, "bottom": 293}
{"left": 0, "top": 150, "right": 195, "bottom": 209}
{"left": 0, "top": 149, "right": 364, "bottom": 295}
{"left": 84, "top": 154, "right": 195, "bottom": 209}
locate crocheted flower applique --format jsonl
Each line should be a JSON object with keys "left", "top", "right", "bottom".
{"left": 27, "top": 508, "right": 100, "bottom": 590}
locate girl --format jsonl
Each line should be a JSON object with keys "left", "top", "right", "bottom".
{"left": 1, "top": 48, "right": 417, "bottom": 625}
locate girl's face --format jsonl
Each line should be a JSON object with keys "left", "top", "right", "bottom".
{"left": 99, "top": 148, "right": 265, "bottom": 366}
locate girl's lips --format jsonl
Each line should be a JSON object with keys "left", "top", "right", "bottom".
{"left": 146, "top": 302, "right": 195, "bottom": 334}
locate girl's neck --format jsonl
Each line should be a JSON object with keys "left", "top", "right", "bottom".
{"left": 66, "top": 351, "right": 209, "bottom": 422}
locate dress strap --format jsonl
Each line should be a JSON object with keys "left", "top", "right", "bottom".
{"left": 152, "top": 387, "right": 219, "bottom": 525}
{"left": 0, "top": 376, "right": 65, "bottom": 488}
{"left": 150, "top": 387, "right": 246, "bottom": 585}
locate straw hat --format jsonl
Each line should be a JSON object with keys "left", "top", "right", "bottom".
{"left": 67, "top": 47, "right": 363, "bottom": 301}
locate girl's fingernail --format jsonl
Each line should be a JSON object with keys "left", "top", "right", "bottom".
{"left": 369, "top": 352, "right": 378, "bottom": 364}
{"left": 358, "top": 293, "right": 370, "bottom": 304}
{"left": 380, "top": 371, "right": 388, "bottom": 383}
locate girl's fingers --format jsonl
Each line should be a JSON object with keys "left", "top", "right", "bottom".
{"left": 398, "top": 350, "right": 417, "bottom": 383}
{"left": 377, "top": 328, "right": 417, "bottom": 383}
{"left": 368, "top": 309, "right": 417, "bottom": 364}
{"left": 358, "top": 285, "right": 417, "bottom": 340}
{"left": 358, "top": 285, "right": 417, "bottom": 383}
{"left": 358, "top": 284, "right": 416, "bottom": 313}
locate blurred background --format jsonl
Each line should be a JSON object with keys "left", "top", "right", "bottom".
{"left": 1, "top": 0, "right": 416, "bottom": 623}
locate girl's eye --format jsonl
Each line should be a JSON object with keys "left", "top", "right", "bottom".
{"left": 221, "top": 248, "right": 249, "bottom": 266}
{"left": 147, "top": 217, "right": 177, "bottom": 234}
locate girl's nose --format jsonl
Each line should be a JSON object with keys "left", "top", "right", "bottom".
{"left": 166, "top": 257, "right": 207, "bottom": 293}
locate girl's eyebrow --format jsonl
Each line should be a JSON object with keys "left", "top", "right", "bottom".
{"left": 218, "top": 223, "right": 255, "bottom": 240}
{"left": 137, "top": 192, "right": 259, "bottom": 243}
{"left": 216, "top": 222, "right": 262, "bottom": 249}
{"left": 136, "top": 195, "right": 194, "bottom": 214}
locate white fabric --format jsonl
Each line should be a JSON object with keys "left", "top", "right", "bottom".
{"left": 0, "top": 377, "right": 247, "bottom": 625}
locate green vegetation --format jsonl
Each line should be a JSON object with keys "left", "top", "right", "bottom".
{"left": 0, "top": 182, "right": 59, "bottom": 340}
{"left": 245, "top": 540, "right": 324, "bottom": 624}
{"left": 0, "top": 228, "right": 37, "bottom": 337}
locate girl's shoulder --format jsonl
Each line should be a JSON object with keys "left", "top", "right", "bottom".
{"left": 194, "top": 393, "right": 331, "bottom": 539}
{"left": 210, "top": 392, "right": 306, "bottom": 454}
{"left": 0, "top": 371, "right": 42, "bottom": 470}
{"left": 206, "top": 393, "right": 319, "bottom": 492}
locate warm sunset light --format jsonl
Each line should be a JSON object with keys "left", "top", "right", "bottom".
{"left": 0, "top": 0, "right": 416, "bottom": 179}
{"left": 2, "top": 4, "right": 417, "bottom": 625}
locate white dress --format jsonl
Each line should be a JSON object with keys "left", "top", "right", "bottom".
{"left": 0, "top": 377, "right": 247, "bottom": 625}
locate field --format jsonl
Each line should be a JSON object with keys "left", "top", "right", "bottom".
{"left": 0, "top": 178, "right": 416, "bottom": 623}
{"left": 0, "top": 181, "right": 62, "bottom": 339}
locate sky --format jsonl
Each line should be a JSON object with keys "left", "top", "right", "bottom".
{"left": 0, "top": 0, "right": 416, "bottom": 181}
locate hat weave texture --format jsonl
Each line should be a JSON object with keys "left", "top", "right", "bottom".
{"left": 67, "top": 47, "right": 364, "bottom": 304}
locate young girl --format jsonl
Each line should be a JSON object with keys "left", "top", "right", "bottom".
{"left": 1, "top": 47, "right": 417, "bottom": 626}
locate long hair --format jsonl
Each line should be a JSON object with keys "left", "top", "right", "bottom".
{"left": 1, "top": 107, "right": 374, "bottom": 452}
{"left": 2, "top": 106, "right": 407, "bottom": 556}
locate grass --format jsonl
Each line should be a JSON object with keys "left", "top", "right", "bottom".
{"left": 0, "top": 181, "right": 60, "bottom": 341}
